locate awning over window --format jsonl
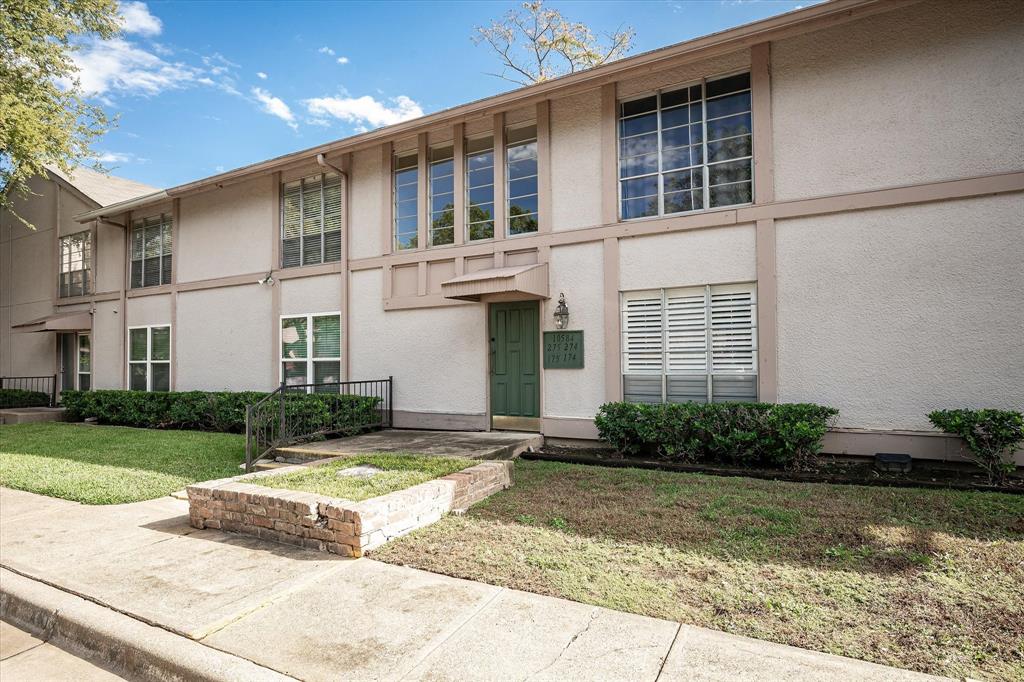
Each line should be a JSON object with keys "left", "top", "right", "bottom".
{"left": 12, "top": 311, "right": 92, "bottom": 333}
{"left": 441, "top": 263, "right": 549, "bottom": 302}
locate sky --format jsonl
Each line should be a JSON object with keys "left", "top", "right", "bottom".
{"left": 83, "top": 0, "right": 812, "bottom": 188}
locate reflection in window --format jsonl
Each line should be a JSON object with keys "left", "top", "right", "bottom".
{"left": 428, "top": 145, "right": 455, "bottom": 246}
{"left": 59, "top": 231, "right": 91, "bottom": 297}
{"left": 128, "top": 325, "right": 170, "bottom": 391}
{"left": 393, "top": 153, "right": 419, "bottom": 250}
{"left": 618, "top": 72, "right": 752, "bottom": 220}
{"left": 465, "top": 136, "right": 494, "bottom": 241}
{"left": 281, "top": 313, "right": 342, "bottom": 393}
{"left": 506, "top": 124, "right": 538, "bottom": 236}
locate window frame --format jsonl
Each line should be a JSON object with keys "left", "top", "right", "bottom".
{"left": 280, "top": 172, "right": 343, "bottom": 268}
{"left": 393, "top": 152, "right": 420, "bottom": 251}
{"left": 58, "top": 229, "right": 92, "bottom": 298}
{"left": 126, "top": 324, "right": 172, "bottom": 392}
{"left": 617, "top": 69, "right": 754, "bottom": 222}
{"left": 77, "top": 333, "right": 91, "bottom": 390}
{"left": 620, "top": 282, "right": 758, "bottom": 404}
{"left": 279, "top": 312, "right": 343, "bottom": 393}
{"left": 464, "top": 134, "right": 496, "bottom": 243}
{"left": 129, "top": 214, "right": 173, "bottom": 289}
{"left": 427, "top": 145, "right": 455, "bottom": 248}
{"left": 505, "top": 123, "right": 539, "bottom": 238}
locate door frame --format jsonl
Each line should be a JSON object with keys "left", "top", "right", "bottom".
{"left": 487, "top": 299, "right": 542, "bottom": 432}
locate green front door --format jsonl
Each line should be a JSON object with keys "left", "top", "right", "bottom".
{"left": 489, "top": 301, "right": 540, "bottom": 422}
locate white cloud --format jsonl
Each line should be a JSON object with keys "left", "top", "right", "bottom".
{"left": 303, "top": 94, "right": 423, "bottom": 129}
{"left": 95, "top": 150, "right": 148, "bottom": 164}
{"left": 336, "top": 56, "right": 349, "bottom": 65}
{"left": 252, "top": 87, "right": 297, "bottom": 130}
{"left": 215, "top": 165, "right": 225, "bottom": 173}
{"left": 256, "top": 71, "right": 268, "bottom": 79}
{"left": 70, "top": 38, "right": 201, "bottom": 96}
{"left": 318, "top": 46, "right": 335, "bottom": 56}
{"left": 118, "top": 2, "right": 162, "bottom": 36}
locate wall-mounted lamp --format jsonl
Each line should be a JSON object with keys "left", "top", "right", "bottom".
{"left": 553, "top": 292, "right": 570, "bottom": 330}
{"left": 257, "top": 272, "right": 275, "bottom": 286}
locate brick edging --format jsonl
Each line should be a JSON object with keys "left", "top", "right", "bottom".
{"left": 186, "top": 460, "right": 512, "bottom": 557}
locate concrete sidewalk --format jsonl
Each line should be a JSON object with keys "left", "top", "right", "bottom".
{"left": 0, "top": 488, "right": 945, "bottom": 681}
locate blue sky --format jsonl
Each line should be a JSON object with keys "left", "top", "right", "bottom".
{"left": 85, "top": 1, "right": 810, "bottom": 188}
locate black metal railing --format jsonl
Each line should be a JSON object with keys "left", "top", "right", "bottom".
{"left": 245, "top": 377, "right": 392, "bottom": 472}
{"left": 0, "top": 375, "right": 58, "bottom": 407}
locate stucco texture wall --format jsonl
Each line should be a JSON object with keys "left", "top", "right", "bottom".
{"left": 617, "top": 50, "right": 750, "bottom": 99}
{"left": 126, "top": 295, "right": 172, "bottom": 328}
{"left": 177, "top": 176, "right": 274, "bottom": 282}
{"left": 91, "top": 301, "right": 122, "bottom": 389}
{"left": 772, "top": 0, "right": 1024, "bottom": 201}
{"left": 550, "top": 91, "right": 603, "bottom": 232}
{"left": 280, "top": 274, "right": 341, "bottom": 316}
{"left": 619, "top": 225, "right": 756, "bottom": 291}
{"left": 177, "top": 285, "right": 273, "bottom": 391}
{"left": 95, "top": 221, "right": 124, "bottom": 293}
{"left": 776, "top": 194, "right": 1024, "bottom": 431}
{"left": 349, "top": 269, "right": 486, "bottom": 415}
{"left": 349, "top": 148, "right": 383, "bottom": 259}
{"left": 543, "top": 242, "right": 605, "bottom": 418}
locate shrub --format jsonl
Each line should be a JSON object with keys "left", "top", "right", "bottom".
{"left": 928, "top": 408, "right": 1024, "bottom": 485}
{"left": 61, "top": 389, "right": 381, "bottom": 437}
{"left": 595, "top": 401, "right": 838, "bottom": 470}
{"left": 0, "top": 388, "right": 50, "bottom": 408}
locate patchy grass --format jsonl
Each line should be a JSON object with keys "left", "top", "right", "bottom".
{"left": 372, "top": 460, "right": 1024, "bottom": 681}
{"left": 0, "top": 423, "right": 244, "bottom": 504}
{"left": 257, "top": 453, "right": 473, "bottom": 501}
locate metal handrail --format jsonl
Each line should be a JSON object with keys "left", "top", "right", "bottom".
{"left": 0, "top": 375, "right": 58, "bottom": 407}
{"left": 244, "top": 376, "right": 393, "bottom": 472}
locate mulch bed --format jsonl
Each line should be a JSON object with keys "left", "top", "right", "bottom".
{"left": 523, "top": 447, "right": 1024, "bottom": 494}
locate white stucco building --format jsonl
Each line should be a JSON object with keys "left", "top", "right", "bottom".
{"left": 3, "top": 0, "right": 1022, "bottom": 461}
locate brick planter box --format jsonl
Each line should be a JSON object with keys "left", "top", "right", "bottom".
{"left": 186, "top": 459, "right": 512, "bottom": 557}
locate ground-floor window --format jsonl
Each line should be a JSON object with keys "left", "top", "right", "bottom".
{"left": 281, "top": 313, "right": 341, "bottom": 392}
{"left": 128, "top": 325, "right": 171, "bottom": 391}
{"left": 621, "top": 283, "right": 757, "bottom": 403}
{"left": 78, "top": 334, "right": 91, "bottom": 390}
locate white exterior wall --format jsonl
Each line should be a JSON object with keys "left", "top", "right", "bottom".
{"left": 349, "top": 148, "right": 384, "bottom": 259}
{"left": 177, "top": 177, "right": 274, "bottom": 281}
{"left": 125, "top": 295, "right": 172, "bottom": 328}
{"left": 776, "top": 194, "right": 1024, "bottom": 431}
{"left": 177, "top": 285, "right": 273, "bottom": 391}
{"left": 550, "top": 91, "right": 603, "bottom": 232}
{"left": 280, "top": 274, "right": 341, "bottom": 316}
{"left": 772, "top": 0, "right": 1024, "bottom": 201}
{"left": 543, "top": 242, "right": 605, "bottom": 418}
{"left": 619, "top": 225, "right": 757, "bottom": 291}
{"left": 91, "top": 301, "right": 121, "bottom": 389}
{"left": 349, "top": 269, "right": 486, "bottom": 415}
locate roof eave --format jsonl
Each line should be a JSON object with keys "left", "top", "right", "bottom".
{"left": 74, "top": 190, "right": 170, "bottom": 223}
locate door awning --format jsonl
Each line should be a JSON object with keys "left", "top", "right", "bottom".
{"left": 12, "top": 311, "right": 92, "bottom": 333}
{"left": 441, "top": 263, "right": 549, "bottom": 302}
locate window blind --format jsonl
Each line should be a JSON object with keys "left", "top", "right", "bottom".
{"left": 281, "top": 173, "right": 342, "bottom": 268}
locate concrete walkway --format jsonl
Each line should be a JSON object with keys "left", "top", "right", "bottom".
{"left": 1, "top": 620, "right": 125, "bottom": 681}
{"left": 276, "top": 429, "right": 542, "bottom": 461}
{"left": 0, "top": 487, "right": 945, "bottom": 681}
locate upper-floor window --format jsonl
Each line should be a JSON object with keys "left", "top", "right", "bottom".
{"left": 619, "top": 72, "right": 752, "bottom": 220}
{"left": 506, "top": 124, "right": 538, "bottom": 236}
{"left": 393, "top": 153, "right": 419, "bottom": 250}
{"left": 128, "top": 325, "right": 171, "bottom": 391}
{"left": 58, "top": 230, "right": 91, "bottom": 297}
{"left": 465, "top": 136, "right": 494, "bottom": 241}
{"left": 281, "top": 172, "right": 342, "bottom": 268}
{"left": 130, "top": 215, "right": 172, "bottom": 288}
{"left": 428, "top": 145, "right": 455, "bottom": 247}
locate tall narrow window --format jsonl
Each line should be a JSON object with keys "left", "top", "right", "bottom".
{"left": 428, "top": 145, "right": 455, "bottom": 246}
{"left": 465, "top": 136, "right": 494, "bottom": 241}
{"left": 281, "top": 173, "right": 342, "bottom": 268}
{"left": 393, "top": 153, "right": 419, "bottom": 250}
{"left": 130, "top": 215, "right": 172, "bottom": 288}
{"left": 621, "top": 283, "right": 757, "bottom": 404}
{"left": 128, "top": 325, "right": 171, "bottom": 392}
{"left": 58, "top": 230, "right": 92, "bottom": 297}
{"left": 77, "top": 334, "right": 91, "bottom": 390}
{"left": 619, "top": 72, "right": 752, "bottom": 220}
{"left": 281, "top": 313, "right": 342, "bottom": 393}
{"left": 506, "top": 124, "right": 538, "bottom": 235}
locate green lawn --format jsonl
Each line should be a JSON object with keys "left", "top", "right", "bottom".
{"left": 257, "top": 454, "right": 473, "bottom": 501}
{"left": 372, "top": 460, "right": 1024, "bottom": 681}
{"left": 0, "top": 423, "right": 244, "bottom": 504}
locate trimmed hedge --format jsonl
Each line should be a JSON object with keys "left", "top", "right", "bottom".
{"left": 0, "top": 388, "right": 50, "bottom": 409}
{"left": 928, "top": 408, "right": 1024, "bottom": 485}
{"left": 595, "top": 401, "right": 838, "bottom": 470}
{"left": 61, "top": 389, "right": 381, "bottom": 436}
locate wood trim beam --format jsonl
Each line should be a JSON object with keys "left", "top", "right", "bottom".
{"left": 603, "top": 237, "right": 621, "bottom": 403}
{"left": 453, "top": 123, "right": 466, "bottom": 246}
{"left": 755, "top": 218, "right": 777, "bottom": 402}
{"left": 381, "top": 142, "right": 393, "bottom": 256}
{"left": 750, "top": 42, "right": 774, "bottom": 204}
{"left": 417, "top": 132, "right": 429, "bottom": 251}
{"left": 600, "top": 83, "right": 618, "bottom": 226}
{"left": 493, "top": 112, "right": 507, "bottom": 241}
{"left": 536, "top": 100, "right": 552, "bottom": 234}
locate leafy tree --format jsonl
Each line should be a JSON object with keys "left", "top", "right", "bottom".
{"left": 474, "top": 0, "right": 634, "bottom": 86}
{"left": 1, "top": 0, "right": 120, "bottom": 227}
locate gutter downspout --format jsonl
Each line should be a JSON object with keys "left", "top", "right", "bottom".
{"left": 316, "top": 154, "right": 347, "bottom": 179}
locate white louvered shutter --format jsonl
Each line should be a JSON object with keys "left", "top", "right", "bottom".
{"left": 281, "top": 181, "right": 302, "bottom": 268}
{"left": 709, "top": 284, "right": 757, "bottom": 373}
{"left": 323, "top": 174, "right": 342, "bottom": 263}
{"left": 665, "top": 287, "right": 708, "bottom": 373}
{"left": 622, "top": 292, "right": 664, "bottom": 373}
